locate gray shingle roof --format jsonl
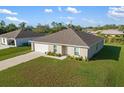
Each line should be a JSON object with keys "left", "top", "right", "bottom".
{"left": 33, "top": 28, "right": 103, "bottom": 47}
{"left": 0, "top": 29, "right": 46, "bottom": 38}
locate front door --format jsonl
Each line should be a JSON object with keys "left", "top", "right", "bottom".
{"left": 62, "top": 46, "right": 67, "bottom": 55}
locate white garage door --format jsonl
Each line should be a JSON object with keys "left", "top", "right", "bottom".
{"left": 34, "top": 43, "right": 48, "bottom": 53}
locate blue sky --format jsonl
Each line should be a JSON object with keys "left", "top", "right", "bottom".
{"left": 0, "top": 6, "right": 124, "bottom": 27}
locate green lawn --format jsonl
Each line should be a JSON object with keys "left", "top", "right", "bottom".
{"left": 0, "top": 44, "right": 123, "bottom": 86}
{"left": 0, "top": 46, "right": 31, "bottom": 61}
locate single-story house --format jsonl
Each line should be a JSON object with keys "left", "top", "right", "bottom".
{"left": 101, "top": 29, "right": 124, "bottom": 37}
{"left": 87, "top": 30, "right": 102, "bottom": 35}
{"left": 31, "top": 28, "right": 104, "bottom": 59}
{"left": 0, "top": 29, "right": 45, "bottom": 47}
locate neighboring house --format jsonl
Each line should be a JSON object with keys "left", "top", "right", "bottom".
{"left": 88, "top": 30, "right": 102, "bottom": 35}
{"left": 0, "top": 29, "right": 45, "bottom": 47}
{"left": 31, "top": 28, "right": 104, "bottom": 59}
{"left": 101, "top": 29, "right": 124, "bottom": 37}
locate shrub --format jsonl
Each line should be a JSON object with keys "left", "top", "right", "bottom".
{"left": 67, "top": 56, "right": 85, "bottom": 62}
{"left": 47, "top": 52, "right": 55, "bottom": 56}
{"left": 79, "top": 57, "right": 84, "bottom": 61}
{"left": 47, "top": 52, "right": 52, "bottom": 55}
{"left": 84, "top": 57, "right": 89, "bottom": 62}
{"left": 75, "top": 56, "right": 84, "bottom": 61}
{"left": 56, "top": 53, "right": 62, "bottom": 57}
{"left": 67, "top": 55, "right": 75, "bottom": 59}
{"left": 47, "top": 52, "right": 62, "bottom": 57}
{"left": 21, "top": 42, "right": 30, "bottom": 46}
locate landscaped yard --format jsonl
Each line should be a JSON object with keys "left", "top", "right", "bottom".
{"left": 0, "top": 46, "right": 31, "bottom": 61}
{"left": 0, "top": 44, "right": 123, "bottom": 86}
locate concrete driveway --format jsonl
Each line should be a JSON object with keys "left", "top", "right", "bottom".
{"left": 0, "top": 52, "right": 42, "bottom": 71}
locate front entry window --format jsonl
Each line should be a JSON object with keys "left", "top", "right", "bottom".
{"left": 96, "top": 43, "right": 99, "bottom": 51}
{"left": 53, "top": 45, "right": 57, "bottom": 53}
{"left": 74, "top": 47, "right": 80, "bottom": 56}
{"left": 2, "top": 38, "right": 6, "bottom": 44}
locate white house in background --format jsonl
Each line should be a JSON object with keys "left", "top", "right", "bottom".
{"left": 101, "top": 29, "right": 124, "bottom": 37}
{"left": 31, "top": 28, "right": 104, "bottom": 59}
{"left": 0, "top": 29, "right": 45, "bottom": 47}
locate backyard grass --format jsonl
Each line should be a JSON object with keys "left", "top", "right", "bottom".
{"left": 0, "top": 44, "right": 123, "bottom": 86}
{"left": 0, "top": 46, "right": 31, "bottom": 61}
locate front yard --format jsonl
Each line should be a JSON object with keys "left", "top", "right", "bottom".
{"left": 0, "top": 44, "right": 123, "bottom": 86}
{"left": 0, "top": 46, "right": 31, "bottom": 61}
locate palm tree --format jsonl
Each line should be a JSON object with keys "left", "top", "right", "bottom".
{"left": 0, "top": 20, "right": 6, "bottom": 34}
{"left": 0, "top": 20, "right": 5, "bottom": 28}
{"left": 18, "top": 22, "right": 26, "bottom": 30}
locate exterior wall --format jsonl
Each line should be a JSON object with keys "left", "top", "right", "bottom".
{"left": 32, "top": 40, "right": 104, "bottom": 59}
{"left": 0, "top": 37, "right": 2, "bottom": 44}
{"left": 48, "top": 44, "right": 62, "bottom": 54}
{"left": 15, "top": 37, "right": 33, "bottom": 46}
{"left": 80, "top": 48, "right": 88, "bottom": 59}
{"left": 31, "top": 42, "right": 34, "bottom": 51}
{"left": 67, "top": 46, "right": 74, "bottom": 56}
{"left": 67, "top": 46, "right": 88, "bottom": 59}
{"left": 0, "top": 37, "right": 38, "bottom": 47}
{"left": 88, "top": 40, "right": 104, "bottom": 59}
{"left": 47, "top": 44, "right": 88, "bottom": 59}
{"left": 0, "top": 37, "right": 8, "bottom": 45}
{"left": 48, "top": 45, "right": 54, "bottom": 52}
{"left": 57, "top": 45, "right": 62, "bottom": 54}
{"left": 32, "top": 42, "right": 62, "bottom": 54}
{"left": 0, "top": 37, "right": 16, "bottom": 47}
{"left": 66, "top": 40, "right": 103, "bottom": 59}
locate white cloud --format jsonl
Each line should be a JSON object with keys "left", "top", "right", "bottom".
{"left": 107, "top": 14, "right": 120, "bottom": 21}
{"left": 58, "top": 7, "right": 62, "bottom": 12}
{"left": 59, "top": 16, "right": 64, "bottom": 19}
{"left": 82, "top": 18, "right": 96, "bottom": 24}
{"left": 59, "top": 16, "right": 74, "bottom": 20}
{"left": 0, "top": 9, "right": 18, "bottom": 15}
{"left": 44, "top": 9, "right": 53, "bottom": 13}
{"left": 66, "top": 21, "right": 72, "bottom": 25}
{"left": 108, "top": 6, "right": 124, "bottom": 18}
{"left": 67, "top": 16, "right": 74, "bottom": 20}
{"left": 66, "top": 7, "right": 81, "bottom": 14}
{"left": 6, "top": 16, "right": 28, "bottom": 23}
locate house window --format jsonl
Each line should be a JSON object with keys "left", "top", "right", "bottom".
{"left": 96, "top": 43, "right": 99, "bottom": 50}
{"left": 74, "top": 47, "right": 80, "bottom": 56}
{"left": 53, "top": 45, "right": 57, "bottom": 53}
{"left": 2, "top": 38, "right": 6, "bottom": 44}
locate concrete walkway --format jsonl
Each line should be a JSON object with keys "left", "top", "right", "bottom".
{"left": 0, "top": 52, "right": 42, "bottom": 71}
{"left": 43, "top": 55, "right": 67, "bottom": 60}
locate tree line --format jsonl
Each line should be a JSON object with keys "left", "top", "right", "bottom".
{"left": 0, "top": 20, "right": 34, "bottom": 34}
{"left": 86, "top": 24, "right": 124, "bottom": 31}
{"left": 0, "top": 20, "right": 124, "bottom": 35}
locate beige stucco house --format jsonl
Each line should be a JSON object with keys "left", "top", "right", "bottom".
{"left": 31, "top": 28, "right": 104, "bottom": 59}
{"left": 0, "top": 29, "right": 45, "bottom": 47}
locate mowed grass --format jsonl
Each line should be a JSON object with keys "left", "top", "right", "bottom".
{"left": 0, "top": 46, "right": 31, "bottom": 61}
{"left": 0, "top": 44, "right": 123, "bottom": 86}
